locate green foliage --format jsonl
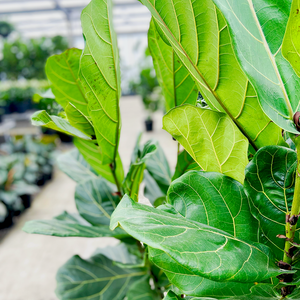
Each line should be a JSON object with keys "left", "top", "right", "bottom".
{"left": 24, "top": 0, "right": 300, "bottom": 299}
{"left": 0, "top": 36, "right": 68, "bottom": 80}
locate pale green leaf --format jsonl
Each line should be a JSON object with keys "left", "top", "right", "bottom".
{"left": 211, "top": 0, "right": 300, "bottom": 133}
{"left": 110, "top": 195, "right": 284, "bottom": 283}
{"left": 74, "top": 137, "right": 124, "bottom": 185}
{"left": 45, "top": 48, "right": 89, "bottom": 115}
{"left": 65, "top": 102, "right": 95, "bottom": 136}
{"left": 31, "top": 110, "right": 91, "bottom": 140}
{"left": 148, "top": 19, "right": 198, "bottom": 111}
{"left": 282, "top": 0, "right": 300, "bottom": 77}
{"left": 23, "top": 211, "right": 128, "bottom": 239}
{"left": 139, "top": 0, "right": 285, "bottom": 149}
{"left": 80, "top": 0, "right": 121, "bottom": 164}
{"left": 163, "top": 105, "right": 248, "bottom": 184}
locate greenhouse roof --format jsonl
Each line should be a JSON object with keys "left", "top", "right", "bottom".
{"left": 0, "top": 0, "right": 151, "bottom": 41}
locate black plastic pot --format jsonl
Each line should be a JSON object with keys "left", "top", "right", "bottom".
{"left": 36, "top": 175, "right": 46, "bottom": 187}
{"left": 57, "top": 132, "right": 73, "bottom": 143}
{"left": 0, "top": 203, "right": 14, "bottom": 229}
{"left": 145, "top": 119, "right": 153, "bottom": 132}
{"left": 44, "top": 171, "right": 53, "bottom": 182}
{"left": 20, "top": 194, "right": 32, "bottom": 209}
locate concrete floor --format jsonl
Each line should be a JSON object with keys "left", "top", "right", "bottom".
{"left": 0, "top": 96, "right": 177, "bottom": 300}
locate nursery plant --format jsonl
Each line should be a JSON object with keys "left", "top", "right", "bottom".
{"left": 23, "top": 0, "right": 300, "bottom": 299}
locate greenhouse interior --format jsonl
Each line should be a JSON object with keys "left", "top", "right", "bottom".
{"left": 1, "top": 0, "right": 300, "bottom": 299}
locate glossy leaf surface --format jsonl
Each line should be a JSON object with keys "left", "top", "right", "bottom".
{"left": 149, "top": 247, "right": 254, "bottom": 298}
{"left": 245, "top": 146, "right": 298, "bottom": 260}
{"left": 45, "top": 48, "right": 88, "bottom": 115}
{"left": 31, "top": 110, "right": 91, "bottom": 140}
{"left": 126, "top": 276, "right": 160, "bottom": 300}
{"left": 56, "top": 251, "right": 146, "bottom": 300}
{"left": 212, "top": 0, "right": 300, "bottom": 133}
{"left": 80, "top": 0, "right": 121, "bottom": 164}
{"left": 74, "top": 138, "right": 124, "bottom": 184}
{"left": 75, "top": 177, "right": 119, "bottom": 226}
{"left": 172, "top": 150, "right": 201, "bottom": 181}
{"left": 163, "top": 105, "right": 248, "bottom": 183}
{"left": 168, "top": 171, "right": 259, "bottom": 242}
{"left": 23, "top": 211, "right": 127, "bottom": 239}
{"left": 140, "top": 0, "right": 285, "bottom": 149}
{"left": 148, "top": 19, "right": 197, "bottom": 111}
{"left": 282, "top": 0, "right": 300, "bottom": 77}
{"left": 111, "top": 195, "right": 283, "bottom": 283}
{"left": 149, "top": 171, "right": 258, "bottom": 297}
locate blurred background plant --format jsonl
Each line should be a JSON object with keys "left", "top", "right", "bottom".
{"left": 0, "top": 136, "right": 56, "bottom": 229}
{"left": 129, "top": 48, "right": 164, "bottom": 131}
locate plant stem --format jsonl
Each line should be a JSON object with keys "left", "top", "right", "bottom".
{"left": 283, "top": 138, "right": 300, "bottom": 264}
{"left": 110, "top": 161, "right": 122, "bottom": 198}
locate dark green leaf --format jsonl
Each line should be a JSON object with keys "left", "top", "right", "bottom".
{"left": 172, "top": 150, "right": 201, "bottom": 181}
{"left": 56, "top": 251, "right": 147, "bottom": 300}
{"left": 75, "top": 177, "right": 119, "bottom": 226}
{"left": 110, "top": 195, "right": 283, "bottom": 283}
{"left": 163, "top": 105, "right": 248, "bottom": 184}
{"left": 244, "top": 146, "right": 298, "bottom": 260}
{"left": 168, "top": 171, "right": 258, "bottom": 242}
{"left": 126, "top": 275, "right": 160, "bottom": 300}
{"left": 80, "top": 0, "right": 121, "bottom": 164}
{"left": 23, "top": 211, "right": 128, "bottom": 239}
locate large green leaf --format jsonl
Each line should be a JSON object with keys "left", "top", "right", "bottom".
{"left": 57, "top": 148, "right": 98, "bottom": 184}
{"left": 74, "top": 138, "right": 124, "bottom": 185}
{"left": 80, "top": 0, "right": 121, "bottom": 164}
{"left": 244, "top": 146, "right": 298, "bottom": 260}
{"left": 75, "top": 177, "right": 119, "bottom": 226}
{"left": 65, "top": 102, "right": 95, "bottom": 136}
{"left": 163, "top": 105, "right": 248, "bottom": 184}
{"left": 123, "top": 140, "right": 157, "bottom": 201}
{"left": 148, "top": 19, "right": 198, "bottom": 111}
{"left": 149, "top": 171, "right": 258, "bottom": 297}
{"left": 149, "top": 247, "right": 254, "bottom": 298}
{"left": 282, "top": 0, "right": 300, "bottom": 77}
{"left": 56, "top": 250, "right": 146, "bottom": 300}
{"left": 23, "top": 211, "right": 128, "bottom": 239}
{"left": 139, "top": 0, "right": 285, "bottom": 149}
{"left": 168, "top": 171, "right": 259, "bottom": 242}
{"left": 211, "top": 0, "right": 300, "bottom": 134}
{"left": 110, "top": 195, "right": 284, "bottom": 283}
{"left": 31, "top": 110, "right": 91, "bottom": 140}
{"left": 172, "top": 150, "right": 201, "bottom": 181}
{"left": 126, "top": 276, "right": 160, "bottom": 300}
{"left": 45, "top": 48, "right": 88, "bottom": 116}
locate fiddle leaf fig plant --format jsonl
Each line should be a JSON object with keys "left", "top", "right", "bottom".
{"left": 23, "top": 0, "right": 300, "bottom": 299}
